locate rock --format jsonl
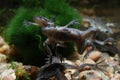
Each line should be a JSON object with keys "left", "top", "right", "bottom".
{"left": 79, "top": 70, "right": 102, "bottom": 80}
{"left": 0, "top": 36, "right": 5, "bottom": 47}
{"left": 87, "top": 51, "right": 102, "bottom": 62}
{"left": 0, "top": 53, "right": 7, "bottom": 62}
{"left": 75, "top": 60, "right": 83, "bottom": 66}
{"left": 3, "top": 75, "right": 15, "bottom": 80}
{"left": 65, "top": 72, "right": 72, "bottom": 80}
{"left": 112, "top": 73, "right": 120, "bottom": 80}
{"left": 0, "top": 64, "right": 16, "bottom": 80}
{"left": 84, "top": 58, "right": 96, "bottom": 64}
{"left": 0, "top": 44, "right": 9, "bottom": 54}
{"left": 0, "top": 36, "right": 9, "bottom": 54}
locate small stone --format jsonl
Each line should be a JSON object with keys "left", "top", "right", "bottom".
{"left": 75, "top": 60, "right": 83, "bottom": 66}
{"left": 84, "top": 58, "right": 96, "bottom": 64}
{"left": 0, "top": 68, "right": 16, "bottom": 80}
{"left": 0, "top": 44, "right": 9, "bottom": 54}
{"left": 0, "top": 36, "right": 5, "bottom": 47}
{"left": 79, "top": 70, "right": 102, "bottom": 80}
{"left": 87, "top": 51, "right": 102, "bottom": 62}
{"left": 4, "top": 74, "right": 16, "bottom": 80}
{"left": 0, "top": 53, "right": 7, "bottom": 63}
{"left": 65, "top": 72, "right": 72, "bottom": 80}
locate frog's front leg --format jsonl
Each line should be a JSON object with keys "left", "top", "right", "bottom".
{"left": 23, "top": 20, "right": 39, "bottom": 26}
{"left": 64, "top": 19, "right": 80, "bottom": 28}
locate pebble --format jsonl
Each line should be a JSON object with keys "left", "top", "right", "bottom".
{"left": 87, "top": 50, "right": 102, "bottom": 62}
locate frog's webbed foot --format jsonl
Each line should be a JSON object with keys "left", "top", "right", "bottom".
{"left": 65, "top": 19, "right": 80, "bottom": 27}
{"left": 78, "top": 59, "right": 108, "bottom": 73}
{"left": 92, "top": 59, "right": 108, "bottom": 72}
{"left": 104, "top": 37, "right": 116, "bottom": 45}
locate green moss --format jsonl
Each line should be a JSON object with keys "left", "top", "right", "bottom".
{"left": 5, "top": 7, "right": 42, "bottom": 48}
{"left": 44, "top": 0, "right": 81, "bottom": 27}
{"left": 5, "top": 7, "right": 46, "bottom": 66}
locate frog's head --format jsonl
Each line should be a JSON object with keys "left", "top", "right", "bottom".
{"left": 33, "top": 16, "right": 54, "bottom": 27}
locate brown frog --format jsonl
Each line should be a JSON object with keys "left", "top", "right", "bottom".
{"left": 24, "top": 16, "right": 100, "bottom": 62}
